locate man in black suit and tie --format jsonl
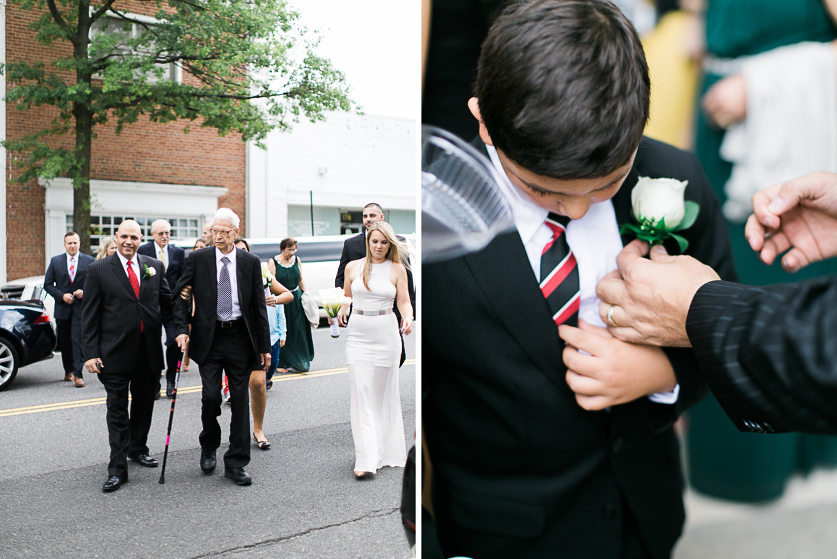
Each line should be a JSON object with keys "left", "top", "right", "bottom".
{"left": 423, "top": 3, "right": 737, "bottom": 557}
{"left": 44, "top": 231, "right": 95, "bottom": 387}
{"left": 81, "top": 219, "right": 171, "bottom": 492}
{"left": 335, "top": 203, "right": 416, "bottom": 365}
{"left": 597, "top": 170, "right": 837, "bottom": 435}
{"left": 137, "top": 219, "right": 186, "bottom": 397}
{"left": 173, "top": 208, "right": 271, "bottom": 486}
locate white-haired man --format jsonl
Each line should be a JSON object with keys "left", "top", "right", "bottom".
{"left": 138, "top": 219, "right": 186, "bottom": 398}
{"left": 172, "top": 208, "right": 271, "bottom": 485}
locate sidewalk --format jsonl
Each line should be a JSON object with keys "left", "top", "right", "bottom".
{"left": 674, "top": 468, "right": 837, "bottom": 558}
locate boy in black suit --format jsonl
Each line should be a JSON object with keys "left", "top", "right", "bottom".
{"left": 423, "top": 1, "right": 737, "bottom": 558}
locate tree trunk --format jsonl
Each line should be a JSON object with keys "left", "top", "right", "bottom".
{"left": 72, "top": 1, "right": 93, "bottom": 255}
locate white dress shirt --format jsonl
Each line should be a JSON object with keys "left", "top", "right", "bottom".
{"left": 215, "top": 247, "right": 242, "bottom": 320}
{"left": 486, "top": 144, "right": 678, "bottom": 404}
{"left": 116, "top": 251, "right": 142, "bottom": 286}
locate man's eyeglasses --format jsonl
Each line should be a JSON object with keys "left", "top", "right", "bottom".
{"left": 154, "top": 231, "right": 171, "bottom": 237}
{"left": 211, "top": 228, "right": 234, "bottom": 236}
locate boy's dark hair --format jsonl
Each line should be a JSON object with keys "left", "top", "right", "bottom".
{"left": 475, "top": 0, "right": 650, "bottom": 179}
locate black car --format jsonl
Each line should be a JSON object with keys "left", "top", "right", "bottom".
{"left": 0, "top": 300, "right": 57, "bottom": 391}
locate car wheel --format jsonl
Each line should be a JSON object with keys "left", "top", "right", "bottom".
{"left": 0, "top": 337, "right": 19, "bottom": 391}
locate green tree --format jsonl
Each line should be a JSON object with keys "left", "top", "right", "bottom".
{"left": 3, "top": 0, "right": 354, "bottom": 252}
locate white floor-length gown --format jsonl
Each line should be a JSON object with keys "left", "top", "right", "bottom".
{"left": 346, "top": 259, "right": 407, "bottom": 473}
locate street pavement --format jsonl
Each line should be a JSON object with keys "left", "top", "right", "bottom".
{"left": 0, "top": 326, "right": 416, "bottom": 559}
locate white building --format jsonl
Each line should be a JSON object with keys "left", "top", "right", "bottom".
{"left": 246, "top": 111, "right": 416, "bottom": 239}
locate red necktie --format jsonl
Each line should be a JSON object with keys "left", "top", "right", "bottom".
{"left": 69, "top": 257, "right": 76, "bottom": 283}
{"left": 540, "top": 213, "right": 580, "bottom": 327}
{"left": 127, "top": 261, "right": 144, "bottom": 333}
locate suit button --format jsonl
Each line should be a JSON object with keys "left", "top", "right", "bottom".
{"left": 601, "top": 503, "right": 617, "bottom": 520}
{"left": 611, "top": 437, "right": 624, "bottom": 453}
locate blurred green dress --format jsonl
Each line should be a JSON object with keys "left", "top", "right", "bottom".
{"left": 689, "top": 0, "right": 837, "bottom": 502}
{"left": 272, "top": 255, "right": 315, "bottom": 372}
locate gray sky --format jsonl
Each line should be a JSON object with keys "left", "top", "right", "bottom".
{"left": 291, "top": 0, "right": 419, "bottom": 121}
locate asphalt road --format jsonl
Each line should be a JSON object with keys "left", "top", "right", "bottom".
{"left": 0, "top": 326, "right": 416, "bottom": 559}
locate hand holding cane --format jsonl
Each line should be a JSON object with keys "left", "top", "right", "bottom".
{"left": 159, "top": 341, "right": 188, "bottom": 484}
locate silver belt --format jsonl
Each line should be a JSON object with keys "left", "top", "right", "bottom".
{"left": 353, "top": 308, "right": 393, "bottom": 316}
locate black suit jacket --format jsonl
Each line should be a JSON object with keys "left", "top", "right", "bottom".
{"left": 687, "top": 279, "right": 837, "bottom": 434}
{"left": 423, "top": 137, "right": 738, "bottom": 558}
{"left": 81, "top": 254, "right": 170, "bottom": 374}
{"left": 172, "top": 247, "right": 270, "bottom": 364}
{"left": 335, "top": 230, "right": 417, "bottom": 317}
{"left": 44, "top": 253, "right": 95, "bottom": 320}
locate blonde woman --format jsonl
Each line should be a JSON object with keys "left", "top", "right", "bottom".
{"left": 95, "top": 236, "right": 117, "bottom": 260}
{"left": 335, "top": 222, "right": 413, "bottom": 479}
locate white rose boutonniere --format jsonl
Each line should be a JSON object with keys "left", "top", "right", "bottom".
{"left": 620, "top": 176, "right": 700, "bottom": 253}
{"left": 142, "top": 263, "right": 156, "bottom": 278}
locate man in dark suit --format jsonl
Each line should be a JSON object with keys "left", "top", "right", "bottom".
{"left": 44, "top": 231, "right": 95, "bottom": 387}
{"left": 596, "top": 171, "right": 837, "bottom": 435}
{"left": 335, "top": 203, "right": 416, "bottom": 366}
{"left": 137, "top": 218, "right": 186, "bottom": 397}
{"left": 423, "top": 3, "right": 736, "bottom": 558}
{"left": 81, "top": 219, "right": 171, "bottom": 492}
{"left": 173, "top": 208, "right": 271, "bottom": 486}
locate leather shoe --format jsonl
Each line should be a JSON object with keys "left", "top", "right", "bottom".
{"left": 225, "top": 467, "right": 252, "bottom": 486}
{"left": 74, "top": 376, "right": 85, "bottom": 388}
{"left": 128, "top": 453, "right": 158, "bottom": 468}
{"left": 200, "top": 448, "right": 216, "bottom": 474}
{"left": 64, "top": 372, "right": 74, "bottom": 382}
{"left": 166, "top": 381, "right": 175, "bottom": 398}
{"left": 102, "top": 475, "right": 127, "bottom": 492}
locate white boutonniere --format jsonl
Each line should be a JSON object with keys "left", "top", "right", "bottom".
{"left": 143, "top": 263, "right": 156, "bottom": 278}
{"left": 261, "top": 262, "right": 274, "bottom": 287}
{"left": 620, "top": 177, "right": 700, "bottom": 253}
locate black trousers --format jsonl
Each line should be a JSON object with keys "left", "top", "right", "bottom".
{"left": 56, "top": 315, "right": 84, "bottom": 378}
{"left": 98, "top": 334, "right": 157, "bottom": 478}
{"left": 196, "top": 320, "right": 256, "bottom": 469}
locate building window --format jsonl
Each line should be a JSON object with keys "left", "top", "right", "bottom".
{"left": 89, "top": 12, "right": 182, "bottom": 84}
{"left": 67, "top": 214, "right": 199, "bottom": 252}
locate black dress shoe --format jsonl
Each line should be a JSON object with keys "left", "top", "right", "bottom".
{"left": 102, "top": 475, "right": 127, "bottom": 492}
{"left": 200, "top": 448, "right": 216, "bottom": 474}
{"left": 128, "top": 453, "right": 158, "bottom": 468}
{"left": 166, "top": 381, "right": 175, "bottom": 398}
{"left": 225, "top": 467, "right": 252, "bottom": 486}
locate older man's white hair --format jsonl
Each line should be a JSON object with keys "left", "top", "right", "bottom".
{"left": 214, "top": 208, "right": 240, "bottom": 228}
{"left": 150, "top": 218, "right": 172, "bottom": 233}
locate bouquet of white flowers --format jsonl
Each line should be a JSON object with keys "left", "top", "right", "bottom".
{"left": 261, "top": 262, "right": 275, "bottom": 288}
{"left": 320, "top": 287, "right": 351, "bottom": 338}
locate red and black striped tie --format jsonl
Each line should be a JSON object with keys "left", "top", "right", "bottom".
{"left": 540, "top": 213, "right": 580, "bottom": 327}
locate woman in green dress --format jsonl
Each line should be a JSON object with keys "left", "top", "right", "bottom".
{"left": 268, "top": 238, "right": 315, "bottom": 373}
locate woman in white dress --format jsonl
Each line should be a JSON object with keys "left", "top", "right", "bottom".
{"left": 335, "top": 222, "right": 413, "bottom": 479}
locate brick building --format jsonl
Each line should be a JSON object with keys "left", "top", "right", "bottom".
{"left": 1, "top": 0, "right": 243, "bottom": 283}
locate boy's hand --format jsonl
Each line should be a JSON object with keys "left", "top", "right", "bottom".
{"left": 558, "top": 319, "right": 677, "bottom": 411}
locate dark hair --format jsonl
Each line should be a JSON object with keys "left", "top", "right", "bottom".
{"left": 233, "top": 236, "right": 251, "bottom": 252}
{"left": 193, "top": 239, "right": 207, "bottom": 250}
{"left": 279, "top": 237, "right": 297, "bottom": 251}
{"left": 475, "top": 0, "right": 650, "bottom": 179}
{"left": 363, "top": 203, "right": 384, "bottom": 214}
{"left": 64, "top": 231, "right": 79, "bottom": 240}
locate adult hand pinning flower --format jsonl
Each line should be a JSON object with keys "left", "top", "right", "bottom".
{"left": 620, "top": 177, "right": 699, "bottom": 253}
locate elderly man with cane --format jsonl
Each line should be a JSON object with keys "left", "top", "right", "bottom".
{"left": 588, "top": 171, "right": 837, "bottom": 434}
{"left": 173, "top": 208, "right": 271, "bottom": 486}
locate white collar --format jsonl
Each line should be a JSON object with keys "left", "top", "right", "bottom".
{"left": 215, "top": 246, "right": 237, "bottom": 265}
{"left": 117, "top": 251, "right": 139, "bottom": 270}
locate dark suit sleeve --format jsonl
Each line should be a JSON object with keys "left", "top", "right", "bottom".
{"left": 43, "top": 258, "right": 64, "bottom": 301}
{"left": 172, "top": 253, "right": 195, "bottom": 337}
{"left": 687, "top": 279, "right": 837, "bottom": 434}
{"left": 335, "top": 241, "right": 351, "bottom": 288}
{"left": 251, "top": 257, "right": 271, "bottom": 354}
{"left": 80, "top": 263, "right": 102, "bottom": 360}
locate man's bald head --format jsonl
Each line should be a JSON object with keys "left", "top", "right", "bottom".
{"left": 116, "top": 220, "right": 143, "bottom": 259}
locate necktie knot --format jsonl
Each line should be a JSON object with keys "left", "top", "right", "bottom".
{"left": 221, "top": 256, "right": 230, "bottom": 265}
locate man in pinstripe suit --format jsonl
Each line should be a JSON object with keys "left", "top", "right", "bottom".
{"left": 82, "top": 219, "right": 171, "bottom": 492}
{"left": 597, "top": 171, "right": 837, "bottom": 434}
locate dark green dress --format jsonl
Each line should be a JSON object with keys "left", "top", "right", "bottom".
{"left": 690, "top": 0, "right": 837, "bottom": 502}
{"left": 273, "top": 256, "right": 314, "bottom": 372}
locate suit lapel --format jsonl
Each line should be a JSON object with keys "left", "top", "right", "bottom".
{"left": 613, "top": 166, "right": 638, "bottom": 247}
{"left": 462, "top": 231, "right": 571, "bottom": 394}
{"left": 110, "top": 254, "right": 137, "bottom": 296}
{"left": 235, "top": 248, "right": 248, "bottom": 310}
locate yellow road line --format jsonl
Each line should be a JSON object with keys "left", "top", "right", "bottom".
{"left": 0, "top": 359, "right": 415, "bottom": 418}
